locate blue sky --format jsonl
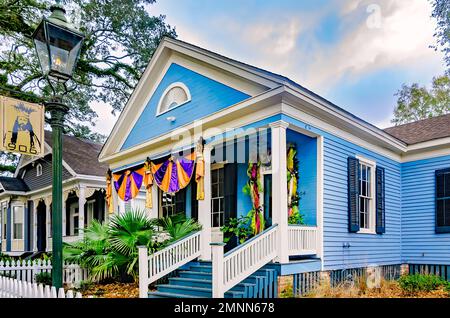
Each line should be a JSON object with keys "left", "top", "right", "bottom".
{"left": 93, "top": 0, "right": 446, "bottom": 134}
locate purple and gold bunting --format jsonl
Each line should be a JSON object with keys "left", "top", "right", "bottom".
{"left": 151, "top": 152, "right": 196, "bottom": 193}
{"left": 113, "top": 166, "right": 145, "bottom": 202}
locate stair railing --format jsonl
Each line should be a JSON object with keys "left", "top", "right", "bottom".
{"left": 211, "top": 224, "right": 278, "bottom": 298}
{"left": 138, "top": 230, "right": 202, "bottom": 298}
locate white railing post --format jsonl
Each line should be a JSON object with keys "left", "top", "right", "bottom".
{"left": 211, "top": 242, "right": 225, "bottom": 298}
{"left": 138, "top": 246, "right": 149, "bottom": 298}
{"left": 270, "top": 121, "right": 289, "bottom": 263}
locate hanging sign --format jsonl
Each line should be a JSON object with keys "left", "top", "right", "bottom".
{"left": 0, "top": 96, "right": 45, "bottom": 157}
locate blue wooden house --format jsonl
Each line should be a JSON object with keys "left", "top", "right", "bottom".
{"left": 99, "top": 37, "right": 450, "bottom": 298}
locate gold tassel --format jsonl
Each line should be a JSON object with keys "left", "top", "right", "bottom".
{"left": 144, "top": 162, "right": 153, "bottom": 209}
{"left": 195, "top": 137, "right": 205, "bottom": 200}
{"left": 106, "top": 170, "right": 114, "bottom": 214}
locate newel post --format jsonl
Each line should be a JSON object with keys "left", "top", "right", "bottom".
{"left": 211, "top": 242, "right": 225, "bottom": 298}
{"left": 138, "top": 246, "right": 149, "bottom": 298}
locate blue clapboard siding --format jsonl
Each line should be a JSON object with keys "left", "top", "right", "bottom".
{"left": 287, "top": 129, "right": 317, "bottom": 226}
{"left": 401, "top": 155, "right": 450, "bottom": 265}
{"left": 122, "top": 63, "right": 251, "bottom": 150}
{"left": 281, "top": 114, "right": 402, "bottom": 271}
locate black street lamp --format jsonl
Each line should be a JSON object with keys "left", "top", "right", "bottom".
{"left": 32, "top": 2, "right": 84, "bottom": 288}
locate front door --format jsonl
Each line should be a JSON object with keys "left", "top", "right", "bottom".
{"left": 36, "top": 202, "right": 46, "bottom": 252}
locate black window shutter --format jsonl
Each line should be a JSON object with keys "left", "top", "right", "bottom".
{"left": 436, "top": 169, "right": 450, "bottom": 233}
{"left": 224, "top": 163, "right": 237, "bottom": 252}
{"left": 348, "top": 157, "right": 360, "bottom": 233}
{"left": 376, "top": 167, "right": 386, "bottom": 234}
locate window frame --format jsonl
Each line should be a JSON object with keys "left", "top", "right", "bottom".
{"left": 12, "top": 204, "right": 24, "bottom": 241}
{"left": 211, "top": 164, "right": 225, "bottom": 229}
{"left": 159, "top": 189, "right": 186, "bottom": 219}
{"left": 356, "top": 156, "right": 376, "bottom": 234}
{"left": 436, "top": 168, "right": 450, "bottom": 233}
{"left": 36, "top": 163, "right": 42, "bottom": 177}
{"left": 156, "top": 82, "right": 191, "bottom": 116}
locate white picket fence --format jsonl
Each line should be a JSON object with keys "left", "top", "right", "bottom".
{"left": 0, "top": 276, "right": 82, "bottom": 298}
{"left": 0, "top": 259, "right": 88, "bottom": 286}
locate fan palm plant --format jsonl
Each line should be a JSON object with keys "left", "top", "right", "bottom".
{"left": 63, "top": 209, "right": 201, "bottom": 283}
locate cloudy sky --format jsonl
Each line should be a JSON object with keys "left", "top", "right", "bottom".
{"left": 92, "top": 0, "right": 445, "bottom": 135}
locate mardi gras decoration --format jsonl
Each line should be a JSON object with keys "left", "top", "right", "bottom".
{"left": 113, "top": 166, "right": 145, "bottom": 202}
{"left": 1, "top": 97, "right": 44, "bottom": 156}
{"left": 106, "top": 169, "right": 114, "bottom": 214}
{"left": 143, "top": 161, "right": 153, "bottom": 208}
{"left": 287, "top": 143, "right": 304, "bottom": 224}
{"left": 195, "top": 137, "right": 205, "bottom": 200}
{"left": 243, "top": 162, "right": 265, "bottom": 235}
{"left": 151, "top": 152, "right": 196, "bottom": 193}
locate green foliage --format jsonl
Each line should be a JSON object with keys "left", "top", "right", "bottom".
{"left": 398, "top": 274, "right": 450, "bottom": 294}
{"left": 77, "top": 280, "right": 94, "bottom": 292}
{"left": 392, "top": 75, "right": 450, "bottom": 125}
{"left": 431, "top": 0, "right": 450, "bottom": 71}
{"left": 35, "top": 272, "right": 52, "bottom": 285}
{"left": 0, "top": 252, "right": 14, "bottom": 262}
{"left": 63, "top": 209, "right": 201, "bottom": 283}
{"left": 221, "top": 216, "right": 253, "bottom": 244}
{"left": 157, "top": 213, "right": 202, "bottom": 244}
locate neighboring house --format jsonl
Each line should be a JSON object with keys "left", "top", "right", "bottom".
{"left": 0, "top": 131, "right": 108, "bottom": 256}
{"left": 92, "top": 37, "right": 449, "bottom": 298}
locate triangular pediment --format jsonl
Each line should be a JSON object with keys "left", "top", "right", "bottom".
{"left": 100, "top": 37, "right": 284, "bottom": 162}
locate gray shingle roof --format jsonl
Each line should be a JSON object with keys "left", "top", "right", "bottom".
{"left": 0, "top": 176, "right": 29, "bottom": 192}
{"left": 44, "top": 131, "right": 108, "bottom": 177}
{"left": 384, "top": 114, "right": 450, "bottom": 145}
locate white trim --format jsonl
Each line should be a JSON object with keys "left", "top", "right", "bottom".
{"left": 355, "top": 155, "right": 377, "bottom": 235}
{"left": 36, "top": 163, "right": 42, "bottom": 177}
{"left": 11, "top": 203, "right": 25, "bottom": 249}
{"left": 156, "top": 82, "right": 192, "bottom": 116}
{"left": 316, "top": 135, "right": 324, "bottom": 268}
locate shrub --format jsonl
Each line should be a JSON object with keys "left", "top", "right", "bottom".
{"left": 63, "top": 210, "right": 201, "bottom": 283}
{"left": 35, "top": 272, "right": 52, "bottom": 285}
{"left": 398, "top": 274, "right": 450, "bottom": 294}
{"left": 77, "top": 280, "right": 94, "bottom": 292}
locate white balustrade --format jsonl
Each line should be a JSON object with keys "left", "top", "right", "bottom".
{"left": 288, "top": 225, "right": 318, "bottom": 256}
{"left": 212, "top": 224, "right": 278, "bottom": 298}
{"left": 138, "top": 230, "right": 202, "bottom": 298}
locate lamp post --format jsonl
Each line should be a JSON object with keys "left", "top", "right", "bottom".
{"left": 32, "top": 2, "right": 84, "bottom": 288}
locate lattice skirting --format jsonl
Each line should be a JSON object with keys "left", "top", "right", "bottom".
{"left": 292, "top": 264, "right": 402, "bottom": 297}
{"left": 409, "top": 264, "right": 450, "bottom": 281}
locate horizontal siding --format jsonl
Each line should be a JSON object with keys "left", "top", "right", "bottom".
{"left": 322, "top": 136, "right": 402, "bottom": 270}
{"left": 282, "top": 114, "right": 402, "bottom": 271}
{"left": 401, "top": 155, "right": 450, "bottom": 265}
{"left": 21, "top": 155, "right": 72, "bottom": 191}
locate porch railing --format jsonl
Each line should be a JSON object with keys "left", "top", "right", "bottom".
{"left": 288, "top": 225, "right": 317, "bottom": 256}
{"left": 211, "top": 224, "right": 278, "bottom": 298}
{"left": 138, "top": 230, "right": 202, "bottom": 298}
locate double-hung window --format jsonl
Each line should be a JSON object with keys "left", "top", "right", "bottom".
{"left": 358, "top": 159, "right": 375, "bottom": 232}
{"left": 159, "top": 189, "right": 186, "bottom": 218}
{"left": 211, "top": 166, "right": 225, "bottom": 228}
{"left": 12, "top": 206, "right": 24, "bottom": 240}
{"left": 436, "top": 168, "right": 450, "bottom": 233}
{"left": 2, "top": 205, "right": 7, "bottom": 240}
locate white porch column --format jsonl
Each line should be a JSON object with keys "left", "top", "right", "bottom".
{"left": 270, "top": 121, "right": 289, "bottom": 264}
{"left": 63, "top": 191, "right": 70, "bottom": 237}
{"left": 112, "top": 178, "right": 119, "bottom": 215}
{"left": 78, "top": 186, "right": 86, "bottom": 239}
{"left": 198, "top": 145, "right": 212, "bottom": 261}
{"left": 32, "top": 199, "right": 39, "bottom": 252}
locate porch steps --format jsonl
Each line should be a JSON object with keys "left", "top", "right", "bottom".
{"left": 148, "top": 261, "right": 278, "bottom": 298}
